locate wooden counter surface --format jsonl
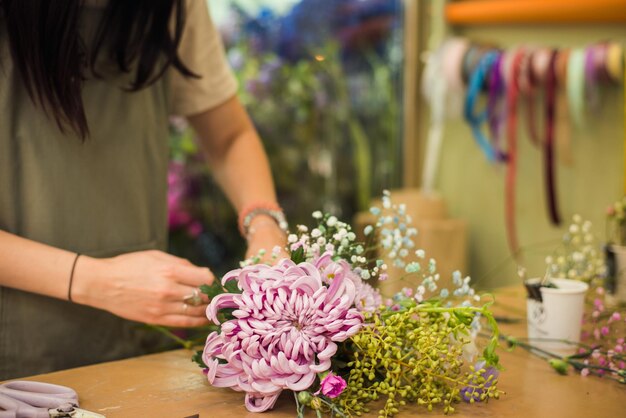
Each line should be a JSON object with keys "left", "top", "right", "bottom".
{"left": 12, "top": 287, "right": 626, "bottom": 417}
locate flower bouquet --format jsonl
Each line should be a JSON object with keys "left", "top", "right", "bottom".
{"left": 194, "top": 192, "right": 502, "bottom": 416}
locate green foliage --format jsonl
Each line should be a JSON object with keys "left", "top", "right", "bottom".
{"left": 291, "top": 246, "right": 306, "bottom": 264}
{"left": 548, "top": 359, "right": 570, "bottom": 375}
{"left": 200, "top": 279, "right": 242, "bottom": 299}
{"left": 200, "top": 282, "right": 226, "bottom": 299}
{"left": 224, "top": 280, "right": 241, "bottom": 294}
{"left": 482, "top": 339, "right": 500, "bottom": 368}
{"left": 199, "top": 280, "right": 241, "bottom": 324}
{"left": 192, "top": 350, "right": 208, "bottom": 369}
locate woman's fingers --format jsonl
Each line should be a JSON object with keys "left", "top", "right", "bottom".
{"left": 91, "top": 250, "right": 216, "bottom": 328}
{"left": 153, "top": 251, "right": 194, "bottom": 266}
{"left": 160, "top": 282, "right": 210, "bottom": 306}
{"left": 178, "top": 303, "right": 208, "bottom": 317}
{"left": 172, "top": 264, "right": 215, "bottom": 288}
{"left": 156, "top": 315, "right": 209, "bottom": 328}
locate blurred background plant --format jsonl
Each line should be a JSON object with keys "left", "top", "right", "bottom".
{"left": 606, "top": 196, "right": 626, "bottom": 246}
{"left": 545, "top": 215, "right": 606, "bottom": 283}
{"left": 168, "top": 0, "right": 404, "bottom": 274}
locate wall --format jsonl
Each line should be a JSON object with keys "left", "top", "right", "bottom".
{"left": 420, "top": 25, "right": 626, "bottom": 289}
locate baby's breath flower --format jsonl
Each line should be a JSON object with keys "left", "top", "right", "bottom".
{"left": 546, "top": 215, "right": 605, "bottom": 282}
{"left": 452, "top": 270, "right": 462, "bottom": 286}
{"left": 428, "top": 258, "right": 437, "bottom": 273}
{"left": 405, "top": 262, "right": 421, "bottom": 273}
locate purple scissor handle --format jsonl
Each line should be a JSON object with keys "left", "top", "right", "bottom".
{"left": 0, "top": 381, "right": 103, "bottom": 418}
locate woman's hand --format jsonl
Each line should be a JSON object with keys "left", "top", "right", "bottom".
{"left": 245, "top": 216, "right": 289, "bottom": 263}
{"left": 72, "top": 250, "right": 214, "bottom": 327}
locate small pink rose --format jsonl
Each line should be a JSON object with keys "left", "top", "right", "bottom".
{"left": 316, "top": 373, "right": 347, "bottom": 399}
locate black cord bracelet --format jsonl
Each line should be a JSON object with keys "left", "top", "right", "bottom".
{"left": 67, "top": 253, "right": 81, "bottom": 302}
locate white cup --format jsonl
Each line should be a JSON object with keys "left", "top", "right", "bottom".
{"left": 526, "top": 278, "right": 589, "bottom": 355}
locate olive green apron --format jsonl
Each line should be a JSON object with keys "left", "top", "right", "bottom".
{"left": 0, "top": 6, "right": 174, "bottom": 379}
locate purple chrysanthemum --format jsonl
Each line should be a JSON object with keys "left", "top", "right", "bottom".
{"left": 203, "top": 257, "right": 364, "bottom": 412}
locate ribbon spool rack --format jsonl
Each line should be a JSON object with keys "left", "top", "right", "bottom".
{"left": 421, "top": 38, "right": 625, "bottom": 257}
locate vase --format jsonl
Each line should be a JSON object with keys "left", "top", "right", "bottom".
{"left": 525, "top": 278, "right": 589, "bottom": 355}
{"left": 606, "top": 244, "right": 626, "bottom": 304}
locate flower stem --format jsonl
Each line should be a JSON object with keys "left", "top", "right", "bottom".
{"left": 147, "top": 325, "right": 193, "bottom": 349}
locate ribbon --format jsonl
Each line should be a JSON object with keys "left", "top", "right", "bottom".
{"left": 522, "top": 50, "right": 541, "bottom": 146}
{"left": 505, "top": 49, "right": 526, "bottom": 256}
{"left": 585, "top": 45, "right": 601, "bottom": 110}
{"left": 567, "top": 48, "right": 586, "bottom": 128}
{"left": 522, "top": 48, "right": 551, "bottom": 147}
{"left": 555, "top": 48, "right": 574, "bottom": 166}
{"left": 465, "top": 50, "right": 500, "bottom": 162}
{"left": 487, "top": 53, "right": 508, "bottom": 161}
{"left": 442, "top": 38, "right": 470, "bottom": 118}
{"left": 544, "top": 50, "right": 561, "bottom": 226}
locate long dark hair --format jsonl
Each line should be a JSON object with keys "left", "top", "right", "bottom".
{"left": 1, "top": 0, "right": 197, "bottom": 139}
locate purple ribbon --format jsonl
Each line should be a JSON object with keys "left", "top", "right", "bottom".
{"left": 487, "top": 52, "right": 508, "bottom": 162}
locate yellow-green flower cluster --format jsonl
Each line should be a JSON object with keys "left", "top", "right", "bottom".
{"left": 334, "top": 303, "right": 501, "bottom": 417}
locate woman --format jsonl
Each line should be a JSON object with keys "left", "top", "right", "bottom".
{"left": 0, "top": 0, "right": 287, "bottom": 379}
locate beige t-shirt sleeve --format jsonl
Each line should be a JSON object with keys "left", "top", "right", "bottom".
{"left": 170, "top": 0, "right": 238, "bottom": 116}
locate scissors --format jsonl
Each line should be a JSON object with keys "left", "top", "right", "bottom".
{"left": 0, "top": 381, "right": 105, "bottom": 418}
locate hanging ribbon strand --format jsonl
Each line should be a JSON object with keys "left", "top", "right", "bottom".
{"left": 464, "top": 50, "right": 501, "bottom": 162}
{"left": 422, "top": 38, "right": 470, "bottom": 194}
{"left": 544, "top": 50, "right": 561, "bottom": 225}
{"left": 505, "top": 49, "right": 526, "bottom": 257}
{"left": 487, "top": 53, "right": 507, "bottom": 160}
{"left": 567, "top": 48, "right": 587, "bottom": 129}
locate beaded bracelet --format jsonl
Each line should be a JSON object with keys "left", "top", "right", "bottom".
{"left": 238, "top": 202, "right": 288, "bottom": 238}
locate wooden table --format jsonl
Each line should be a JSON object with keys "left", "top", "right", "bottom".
{"left": 11, "top": 287, "right": 626, "bottom": 417}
